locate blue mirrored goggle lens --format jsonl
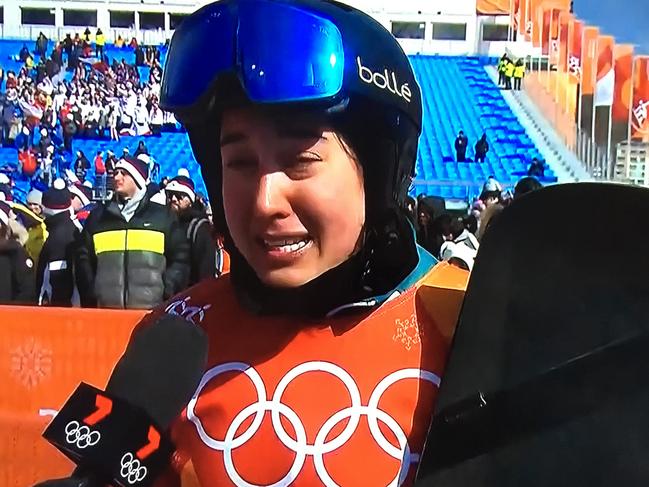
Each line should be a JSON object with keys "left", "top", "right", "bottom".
{"left": 161, "top": 2, "right": 235, "bottom": 108}
{"left": 161, "top": 0, "right": 345, "bottom": 111}
{"left": 237, "top": 1, "right": 344, "bottom": 102}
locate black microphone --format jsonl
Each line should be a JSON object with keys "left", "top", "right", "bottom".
{"left": 37, "top": 314, "right": 209, "bottom": 487}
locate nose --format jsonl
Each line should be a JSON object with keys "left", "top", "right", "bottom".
{"left": 253, "top": 172, "right": 291, "bottom": 219}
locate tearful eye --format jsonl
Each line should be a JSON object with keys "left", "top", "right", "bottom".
{"left": 224, "top": 158, "right": 256, "bottom": 170}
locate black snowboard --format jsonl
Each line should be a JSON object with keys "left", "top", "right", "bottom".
{"left": 415, "top": 183, "right": 649, "bottom": 487}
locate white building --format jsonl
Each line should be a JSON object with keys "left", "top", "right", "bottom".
{"left": 0, "top": 0, "right": 517, "bottom": 57}
{"left": 614, "top": 141, "right": 649, "bottom": 186}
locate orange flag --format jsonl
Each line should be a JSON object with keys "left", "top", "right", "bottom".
{"left": 580, "top": 25, "right": 598, "bottom": 94}
{"left": 631, "top": 56, "right": 649, "bottom": 141}
{"left": 612, "top": 45, "right": 635, "bottom": 124}
{"left": 557, "top": 11, "right": 572, "bottom": 73}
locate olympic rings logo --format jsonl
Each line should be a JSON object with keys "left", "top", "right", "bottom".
{"left": 120, "top": 452, "right": 148, "bottom": 484}
{"left": 187, "top": 361, "right": 441, "bottom": 487}
{"left": 64, "top": 420, "right": 101, "bottom": 449}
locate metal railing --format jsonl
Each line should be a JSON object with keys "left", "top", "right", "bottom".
{"left": 412, "top": 179, "right": 508, "bottom": 202}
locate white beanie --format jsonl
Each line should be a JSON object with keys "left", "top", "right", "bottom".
{"left": 27, "top": 189, "right": 43, "bottom": 206}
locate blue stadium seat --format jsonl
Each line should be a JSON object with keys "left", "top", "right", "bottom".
{"left": 409, "top": 55, "right": 556, "bottom": 198}
{"left": 0, "top": 40, "right": 554, "bottom": 203}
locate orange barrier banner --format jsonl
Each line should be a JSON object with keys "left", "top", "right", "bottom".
{"left": 631, "top": 56, "right": 649, "bottom": 141}
{"left": 0, "top": 306, "right": 146, "bottom": 486}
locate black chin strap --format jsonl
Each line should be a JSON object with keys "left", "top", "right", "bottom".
{"left": 229, "top": 207, "right": 418, "bottom": 319}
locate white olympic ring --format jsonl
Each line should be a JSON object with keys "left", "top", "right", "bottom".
{"left": 224, "top": 401, "right": 307, "bottom": 487}
{"left": 188, "top": 361, "right": 442, "bottom": 487}
{"left": 187, "top": 362, "right": 267, "bottom": 450}
{"left": 64, "top": 420, "right": 101, "bottom": 449}
{"left": 271, "top": 361, "right": 362, "bottom": 456}
{"left": 120, "top": 452, "right": 148, "bottom": 484}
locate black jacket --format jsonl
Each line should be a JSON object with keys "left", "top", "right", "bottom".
{"left": 75, "top": 189, "right": 190, "bottom": 309}
{"left": 0, "top": 239, "right": 35, "bottom": 304}
{"left": 37, "top": 211, "right": 80, "bottom": 306}
{"left": 178, "top": 208, "right": 217, "bottom": 285}
{"left": 475, "top": 138, "right": 489, "bottom": 156}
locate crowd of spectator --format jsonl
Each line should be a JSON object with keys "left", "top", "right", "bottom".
{"left": 410, "top": 175, "right": 543, "bottom": 271}
{"left": 0, "top": 33, "right": 548, "bottom": 307}
{"left": 0, "top": 151, "right": 225, "bottom": 306}
{"left": 0, "top": 29, "right": 175, "bottom": 189}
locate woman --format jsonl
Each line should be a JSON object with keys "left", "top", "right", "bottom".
{"left": 147, "top": 0, "right": 468, "bottom": 485}
{"left": 0, "top": 201, "right": 35, "bottom": 304}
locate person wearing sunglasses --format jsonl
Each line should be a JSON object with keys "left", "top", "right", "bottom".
{"left": 165, "top": 174, "right": 220, "bottom": 284}
{"left": 143, "top": 0, "right": 469, "bottom": 484}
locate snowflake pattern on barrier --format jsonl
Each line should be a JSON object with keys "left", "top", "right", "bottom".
{"left": 10, "top": 338, "right": 53, "bottom": 389}
{"left": 392, "top": 314, "right": 423, "bottom": 351}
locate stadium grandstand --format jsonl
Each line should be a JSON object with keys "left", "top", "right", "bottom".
{"left": 1, "top": 0, "right": 649, "bottom": 484}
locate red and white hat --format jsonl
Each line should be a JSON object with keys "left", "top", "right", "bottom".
{"left": 115, "top": 155, "right": 149, "bottom": 189}
{"left": 42, "top": 179, "right": 72, "bottom": 216}
{"left": 69, "top": 182, "right": 92, "bottom": 207}
{"left": 166, "top": 175, "right": 195, "bottom": 203}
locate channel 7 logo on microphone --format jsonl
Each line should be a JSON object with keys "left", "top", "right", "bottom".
{"left": 43, "top": 383, "right": 173, "bottom": 486}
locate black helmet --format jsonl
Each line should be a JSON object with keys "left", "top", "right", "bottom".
{"left": 161, "top": 0, "right": 422, "bottom": 217}
{"left": 161, "top": 0, "right": 424, "bottom": 310}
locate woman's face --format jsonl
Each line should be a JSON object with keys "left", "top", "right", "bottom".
{"left": 220, "top": 106, "right": 365, "bottom": 288}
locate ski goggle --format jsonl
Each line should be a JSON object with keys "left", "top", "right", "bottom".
{"left": 161, "top": 0, "right": 346, "bottom": 114}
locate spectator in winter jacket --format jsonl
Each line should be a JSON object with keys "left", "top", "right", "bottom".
{"left": 104, "top": 150, "right": 117, "bottom": 191}
{"left": 11, "top": 198, "right": 48, "bottom": 267}
{"left": 474, "top": 133, "right": 489, "bottom": 163}
{"left": 35, "top": 32, "right": 49, "bottom": 59}
{"left": 62, "top": 113, "right": 76, "bottom": 153}
{"left": 74, "top": 150, "right": 90, "bottom": 182}
{"left": 166, "top": 175, "right": 219, "bottom": 284}
{"left": 36, "top": 179, "right": 80, "bottom": 306}
{"left": 527, "top": 158, "right": 546, "bottom": 178}
{"left": 26, "top": 188, "right": 43, "bottom": 217}
{"left": 75, "top": 156, "right": 190, "bottom": 309}
{"left": 38, "top": 128, "right": 52, "bottom": 157}
{"left": 0, "top": 201, "right": 35, "bottom": 304}
{"left": 454, "top": 130, "right": 468, "bottom": 162}
{"left": 133, "top": 140, "right": 149, "bottom": 158}
{"left": 94, "top": 150, "right": 105, "bottom": 177}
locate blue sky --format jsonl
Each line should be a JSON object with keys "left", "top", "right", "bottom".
{"left": 574, "top": 0, "right": 649, "bottom": 55}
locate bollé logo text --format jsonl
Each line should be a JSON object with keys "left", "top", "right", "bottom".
{"left": 357, "top": 57, "right": 412, "bottom": 103}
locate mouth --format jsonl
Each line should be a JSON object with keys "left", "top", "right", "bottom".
{"left": 258, "top": 236, "right": 313, "bottom": 255}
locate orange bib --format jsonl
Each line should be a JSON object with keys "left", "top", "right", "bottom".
{"left": 152, "top": 262, "right": 467, "bottom": 486}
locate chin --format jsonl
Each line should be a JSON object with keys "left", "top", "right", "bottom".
{"left": 257, "top": 267, "right": 321, "bottom": 289}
